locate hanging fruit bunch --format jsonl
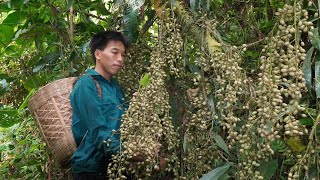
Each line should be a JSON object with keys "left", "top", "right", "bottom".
{"left": 236, "top": 1, "right": 313, "bottom": 179}
{"left": 107, "top": 15, "right": 183, "bottom": 179}
{"left": 116, "top": 41, "right": 151, "bottom": 99}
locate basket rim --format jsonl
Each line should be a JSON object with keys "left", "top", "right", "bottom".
{"left": 28, "top": 77, "right": 77, "bottom": 111}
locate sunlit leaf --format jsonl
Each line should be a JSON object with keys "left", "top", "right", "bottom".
{"left": 2, "top": 11, "right": 25, "bottom": 27}
{"left": 139, "top": 73, "right": 151, "bottom": 87}
{"left": 207, "top": 33, "right": 222, "bottom": 53}
{"left": 303, "top": 47, "right": 314, "bottom": 92}
{"left": 200, "top": 163, "right": 231, "bottom": 180}
{"left": 0, "top": 25, "right": 14, "bottom": 43}
{"left": 287, "top": 138, "right": 305, "bottom": 153}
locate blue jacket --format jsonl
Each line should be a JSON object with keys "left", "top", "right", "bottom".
{"left": 70, "top": 69, "right": 126, "bottom": 173}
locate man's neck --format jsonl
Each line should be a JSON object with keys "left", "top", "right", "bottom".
{"left": 94, "top": 67, "right": 111, "bottom": 81}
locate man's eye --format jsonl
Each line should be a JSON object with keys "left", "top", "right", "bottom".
{"left": 112, "top": 52, "right": 117, "bottom": 54}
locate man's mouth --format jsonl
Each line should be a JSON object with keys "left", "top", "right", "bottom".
{"left": 113, "top": 64, "right": 123, "bottom": 68}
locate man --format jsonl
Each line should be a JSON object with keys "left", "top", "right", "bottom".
{"left": 70, "top": 31, "right": 129, "bottom": 179}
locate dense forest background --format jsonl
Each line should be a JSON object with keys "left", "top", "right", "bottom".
{"left": 0, "top": 0, "right": 320, "bottom": 179}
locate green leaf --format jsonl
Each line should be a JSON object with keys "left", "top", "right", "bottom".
{"left": 310, "top": 28, "right": 320, "bottom": 50}
{"left": 18, "top": 89, "right": 36, "bottom": 111}
{"left": 303, "top": 47, "right": 314, "bottom": 92}
{"left": 124, "top": 7, "right": 140, "bottom": 43}
{"left": 0, "top": 108, "right": 19, "bottom": 128}
{"left": 65, "top": 0, "right": 74, "bottom": 11}
{"left": 2, "top": 11, "right": 25, "bottom": 27}
{"left": 139, "top": 73, "right": 151, "bottom": 87}
{"left": 0, "top": 25, "right": 14, "bottom": 43}
{"left": 23, "top": 75, "right": 47, "bottom": 91}
{"left": 308, "top": 165, "right": 318, "bottom": 179}
{"left": 314, "top": 52, "right": 320, "bottom": 98}
{"left": 287, "top": 138, "right": 305, "bottom": 152}
{"left": 200, "top": 163, "right": 231, "bottom": 180}
{"left": 9, "top": 0, "right": 24, "bottom": 9}
{"left": 1, "top": 3, "right": 10, "bottom": 12}
{"left": 299, "top": 117, "right": 314, "bottom": 126}
{"left": 259, "top": 159, "right": 278, "bottom": 180}
{"left": 0, "top": 74, "right": 12, "bottom": 80}
{"left": 32, "top": 52, "right": 60, "bottom": 72}
{"left": 213, "top": 134, "right": 230, "bottom": 156}
{"left": 32, "top": 64, "right": 45, "bottom": 73}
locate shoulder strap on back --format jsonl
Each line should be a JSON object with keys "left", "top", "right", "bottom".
{"left": 72, "top": 74, "right": 102, "bottom": 99}
{"left": 86, "top": 75, "right": 102, "bottom": 99}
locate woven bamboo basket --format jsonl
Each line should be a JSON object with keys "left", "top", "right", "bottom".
{"left": 28, "top": 77, "right": 77, "bottom": 166}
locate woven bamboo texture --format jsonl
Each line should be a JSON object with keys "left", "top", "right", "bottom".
{"left": 28, "top": 77, "right": 77, "bottom": 166}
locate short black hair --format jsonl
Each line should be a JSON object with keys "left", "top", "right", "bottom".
{"left": 89, "top": 30, "right": 130, "bottom": 62}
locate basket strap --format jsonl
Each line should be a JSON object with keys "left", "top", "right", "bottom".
{"left": 86, "top": 75, "right": 102, "bottom": 99}
{"left": 72, "top": 74, "right": 102, "bottom": 99}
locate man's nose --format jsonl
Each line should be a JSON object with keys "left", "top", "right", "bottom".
{"left": 117, "top": 54, "right": 124, "bottom": 63}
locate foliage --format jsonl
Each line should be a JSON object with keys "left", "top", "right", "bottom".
{"left": 1, "top": 0, "right": 320, "bottom": 179}
{"left": 0, "top": 115, "right": 47, "bottom": 179}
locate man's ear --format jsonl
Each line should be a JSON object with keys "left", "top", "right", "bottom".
{"left": 94, "top": 49, "right": 101, "bottom": 60}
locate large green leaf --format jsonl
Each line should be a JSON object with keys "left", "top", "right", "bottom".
{"left": 0, "top": 25, "right": 14, "bottom": 43}
{"left": 259, "top": 159, "right": 278, "bottom": 180}
{"left": 302, "top": 47, "right": 314, "bottom": 92}
{"left": 213, "top": 133, "right": 231, "bottom": 156}
{"left": 315, "top": 53, "right": 320, "bottom": 98}
{"left": 2, "top": 11, "right": 25, "bottom": 27}
{"left": 124, "top": 7, "right": 140, "bottom": 43}
{"left": 200, "top": 163, "right": 231, "bottom": 180}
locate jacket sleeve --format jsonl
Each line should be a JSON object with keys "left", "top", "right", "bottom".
{"left": 74, "top": 77, "right": 120, "bottom": 155}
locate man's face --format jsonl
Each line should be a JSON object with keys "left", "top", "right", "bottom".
{"left": 95, "top": 40, "right": 126, "bottom": 79}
